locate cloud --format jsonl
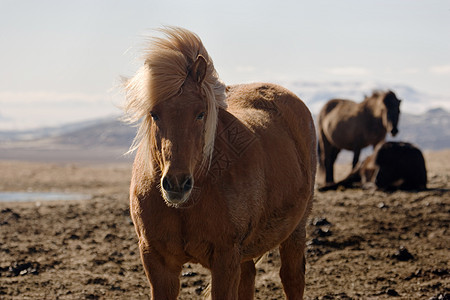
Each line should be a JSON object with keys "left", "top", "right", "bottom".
{"left": 325, "top": 67, "right": 370, "bottom": 76}
{"left": 236, "top": 65, "right": 256, "bottom": 73}
{"left": 401, "top": 68, "right": 420, "bottom": 75}
{"left": 429, "top": 65, "right": 450, "bottom": 75}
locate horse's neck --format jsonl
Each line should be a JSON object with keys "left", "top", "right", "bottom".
{"left": 359, "top": 98, "right": 387, "bottom": 143}
{"left": 361, "top": 97, "right": 383, "bottom": 118}
{"left": 202, "top": 108, "right": 255, "bottom": 182}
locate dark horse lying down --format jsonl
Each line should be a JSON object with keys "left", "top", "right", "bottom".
{"left": 319, "top": 141, "right": 427, "bottom": 191}
{"left": 317, "top": 91, "right": 401, "bottom": 187}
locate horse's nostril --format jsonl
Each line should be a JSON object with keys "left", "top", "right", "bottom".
{"left": 162, "top": 177, "right": 172, "bottom": 192}
{"left": 182, "top": 177, "right": 193, "bottom": 192}
{"left": 162, "top": 175, "right": 192, "bottom": 194}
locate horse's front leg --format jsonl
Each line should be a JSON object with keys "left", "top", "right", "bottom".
{"left": 238, "top": 260, "right": 256, "bottom": 299}
{"left": 279, "top": 224, "right": 307, "bottom": 299}
{"left": 139, "top": 242, "right": 182, "bottom": 300}
{"left": 210, "top": 247, "right": 242, "bottom": 299}
{"left": 352, "top": 148, "right": 361, "bottom": 169}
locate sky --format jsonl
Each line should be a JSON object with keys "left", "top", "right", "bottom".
{"left": 0, "top": 0, "right": 449, "bottom": 130}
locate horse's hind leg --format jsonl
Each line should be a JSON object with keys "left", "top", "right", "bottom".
{"left": 279, "top": 222, "right": 307, "bottom": 299}
{"left": 238, "top": 260, "right": 256, "bottom": 299}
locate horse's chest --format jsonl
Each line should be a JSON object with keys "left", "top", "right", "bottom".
{"left": 178, "top": 217, "right": 236, "bottom": 265}
{"left": 182, "top": 238, "right": 214, "bottom": 265}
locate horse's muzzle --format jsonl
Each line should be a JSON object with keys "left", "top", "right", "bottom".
{"left": 391, "top": 128, "right": 398, "bottom": 136}
{"left": 161, "top": 174, "right": 193, "bottom": 206}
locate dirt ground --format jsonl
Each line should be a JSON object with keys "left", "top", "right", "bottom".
{"left": 0, "top": 151, "right": 448, "bottom": 299}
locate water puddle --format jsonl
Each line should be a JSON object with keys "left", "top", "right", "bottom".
{"left": 0, "top": 192, "right": 91, "bottom": 203}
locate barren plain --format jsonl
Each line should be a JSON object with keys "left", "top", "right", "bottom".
{"left": 0, "top": 150, "right": 448, "bottom": 299}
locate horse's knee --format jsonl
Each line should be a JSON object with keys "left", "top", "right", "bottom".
{"left": 137, "top": 244, "right": 182, "bottom": 299}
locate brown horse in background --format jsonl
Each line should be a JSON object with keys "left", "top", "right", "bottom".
{"left": 317, "top": 91, "right": 401, "bottom": 186}
{"left": 123, "top": 27, "right": 316, "bottom": 299}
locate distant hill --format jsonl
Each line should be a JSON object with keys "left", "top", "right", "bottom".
{"left": 0, "top": 118, "right": 135, "bottom": 163}
{"left": 0, "top": 108, "right": 448, "bottom": 163}
{"left": 50, "top": 118, "right": 135, "bottom": 149}
{"left": 0, "top": 117, "right": 134, "bottom": 148}
{"left": 395, "top": 108, "right": 450, "bottom": 150}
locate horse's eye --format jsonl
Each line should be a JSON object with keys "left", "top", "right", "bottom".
{"left": 196, "top": 112, "right": 206, "bottom": 120}
{"left": 150, "top": 112, "right": 159, "bottom": 121}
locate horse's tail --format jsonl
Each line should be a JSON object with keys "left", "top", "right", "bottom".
{"left": 316, "top": 100, "right": 333, "bottom": 161}
{"left": 316, "top": 108, "right": 327, "bottom": 183}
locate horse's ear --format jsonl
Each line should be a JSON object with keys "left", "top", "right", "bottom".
{"left": 191, "top": 55, "right": 207, "bottom": 84}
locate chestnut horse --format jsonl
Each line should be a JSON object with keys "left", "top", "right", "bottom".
{"left": 317, "top": 91, "right": 401, "bottom": 186}
{"left": 123, "top": 27, "right": 316, "bottom": 299}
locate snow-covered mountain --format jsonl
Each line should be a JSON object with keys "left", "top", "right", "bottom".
{"left": 281, "top": 81, "right": 450, "bottom": 115}
{"left": 1, "top": 108, "right": 448, "bottom": 153}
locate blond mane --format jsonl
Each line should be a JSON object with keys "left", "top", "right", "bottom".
{"left": 123, "top": 27, "right": 227, "bottom": 165}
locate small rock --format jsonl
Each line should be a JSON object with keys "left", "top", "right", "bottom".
{"left": 312, "top": 217, "right": 331, "bottom": 226}
{"left": 313, "top": 227, "right": 332, "bottom": 237}
{"left": 8, "top": 262, "right": 40, "bottom": 277}
{"left": 432, "top": 268, "right": 449, "bottom": 276}
{"left": 377, "top": 202, "right": 389, "bottom": 209}
{"left": 386, "top": 288, "right": 399, "bottom": 296}
{"left": 307, "top": 238, "right": 324, "bottom": 246}
{"left": 195, "top": 286, "right": 204, "bottom": 295}
{"left": 392, "top": 246, "right": 414, "bottom": 261}
{"left": 104, "top": 233, "right": 117, "bottom": 242}
{"left": 428, "top": 293, "right": 449, "bottom": 300}
{"left": 87, "top": 277, "right": 108, "bottom": 285}
{"left": 193, "top": 279, "right": 204, "bottom": 286}
{"left": 69, "top": 234, "right": 80, "bottom": 240}
{"left": 182, "top": 271, "right": 198, "bottom": 277}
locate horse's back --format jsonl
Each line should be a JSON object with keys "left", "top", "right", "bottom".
{"left": 227, "top": 83, "right": 315, "bottom": 134}
{"left": 319, "top": 98, "right": 358, "bottom": 125}
{"left": 227, "top": 83, "right": 315, "bottom": 148}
